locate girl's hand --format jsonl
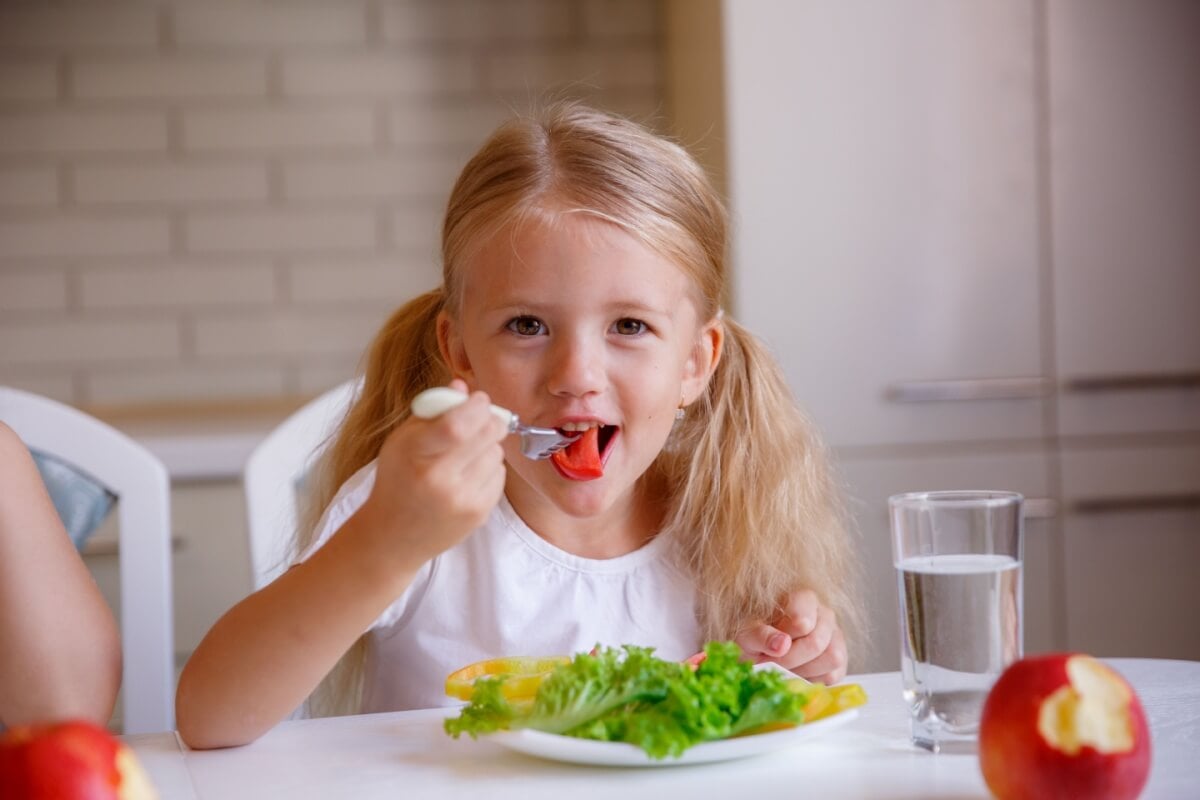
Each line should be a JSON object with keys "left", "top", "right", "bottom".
{"left": 735, "top": 589, "right": 847, "bottom": 685}
{"left": 359, "top": 379, "right": 509, "bottom": 569}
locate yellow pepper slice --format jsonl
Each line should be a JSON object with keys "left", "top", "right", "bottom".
{"left": 444, "top": 655, "right": 570, "bottom": 703}
{"left": 786, "top": 678, "right": 868, "bottom": 722}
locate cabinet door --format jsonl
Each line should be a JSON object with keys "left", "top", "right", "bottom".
{"left": 1049, "top": 0, "right": 1200, "bottom": 436}
{"left": 836, "top": 449, "right": 1058, "bottom": 673}
{"left": 724, "top": 0, "right": 1046, "bottom": 448}
{"left": 1061, "top": 444, "right": 1200, "bottom": 659}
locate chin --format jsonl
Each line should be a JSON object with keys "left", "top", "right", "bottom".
{"left": 544, "top": 475, "right": 622, "bottom": 518}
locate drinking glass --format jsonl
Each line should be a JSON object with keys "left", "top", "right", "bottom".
{"left": 888, "top": 490, "right": 1023, "bottom": 753}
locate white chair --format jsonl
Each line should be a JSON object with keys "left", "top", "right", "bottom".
{"left": 0, "top": 386, "right": 174, "bottom": 734}
{"left": 243, "top": 379, "right": 359, "bottom": 591}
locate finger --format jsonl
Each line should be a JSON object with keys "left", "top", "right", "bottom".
{"left": 427, "top": 420, "right": 507, "bottom": 491}
{"left": 792, "top": 628, "right": 847, "bottom": 683}
{"left": 734, "top": 622, "right": 792, "bottom": 660}
{"left": 458, "top": 441, "right": 507, "bottom": 491}
{"left": 772, "top": 589, "right": 819, "bottom": 639}
{"left": 409, "top": 391, "right": 497, "bottom": 458}
{"left": 777, "top": 606, "right": 836, "bottom": 672}
{"left": 461, "top": 445, "right": 508, "bottom": 517}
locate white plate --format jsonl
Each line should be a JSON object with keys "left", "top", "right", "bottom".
{"left": 491, "top": 706, "right": 859, "bottom": 767}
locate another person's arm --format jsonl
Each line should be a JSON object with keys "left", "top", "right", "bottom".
{"left": 0, "top": 422, "right": 122, "bottom": 727}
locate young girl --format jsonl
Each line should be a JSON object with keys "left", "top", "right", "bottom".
{"left": 176, "top": 102, "right": 861, "bottom": 749}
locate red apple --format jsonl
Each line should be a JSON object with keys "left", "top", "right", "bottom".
{"left": 979, "top": 654, "right": 1151, "bottom": 800}
{"left": 0, "top": 719, "right": 157, "bottom": 800}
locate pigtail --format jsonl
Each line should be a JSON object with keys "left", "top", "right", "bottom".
{"left": 659, "top": 317, "right": 864, "bottom": 665}
{"left": 295, "top": 287, "right": 450, "bottom": 718}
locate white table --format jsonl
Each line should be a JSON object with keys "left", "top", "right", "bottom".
{"left": 125, "top": 659, "right": 1200, "bottom": 799}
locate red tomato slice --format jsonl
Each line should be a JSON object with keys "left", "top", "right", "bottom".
{"left": 550, "top": 426, "right": 603, "bottom": 479}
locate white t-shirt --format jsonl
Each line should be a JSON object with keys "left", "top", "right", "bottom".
{"left": 300, "top": 461, "right": 701, "bottom": 712}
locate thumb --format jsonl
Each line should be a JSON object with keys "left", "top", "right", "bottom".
{"left": 734, "top": 622, "right": 792, "bottom": 660}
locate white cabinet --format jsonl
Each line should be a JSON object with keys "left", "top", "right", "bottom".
{"left": 1048, "top": 0, "right": 1200, "bottom": 437}
{"left": 1060, "top": 445, "right": 1200, "bottom": 658}
{"left": 714, "top": 0, "right": 1200, "bottom": 664}
{"left": 836, "top": 451, "right": 1059, "bottom": 673}
{"left": 725, "top": 0, "right": 1046, "bottom": 448}
{"left": 1045, "top": 0, "right": 1200, "bottom": 660}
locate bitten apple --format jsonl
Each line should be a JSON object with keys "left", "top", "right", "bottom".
{"left": 979, "top": 654, "right": 1151, "bottom": 800}
{"left": 0, "top": 719, "right": 157, "bottom": 800}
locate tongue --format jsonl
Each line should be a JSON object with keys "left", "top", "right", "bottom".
{"left": 551, "top": 426, "right": 604, "bottom": 480}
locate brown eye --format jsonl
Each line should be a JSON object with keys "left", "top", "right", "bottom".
{"left": 614, "top": 318, "right": 646, "bottom": 335}
{"left": 507, "top": 316, "right": 545, "bottom": 336}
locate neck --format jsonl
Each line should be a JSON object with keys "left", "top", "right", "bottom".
{"left": 503, "top": 476, "right": 665, "bottom": 559}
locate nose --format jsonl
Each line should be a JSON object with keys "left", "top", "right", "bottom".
{"left": 545, "top": 332, "right": 607, "bottom": 399}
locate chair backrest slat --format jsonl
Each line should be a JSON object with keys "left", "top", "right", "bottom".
{"left": 243, "top": 379, "right": 359, "bottom": 591}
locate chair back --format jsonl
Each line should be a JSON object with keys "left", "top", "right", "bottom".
{"left": 243, "top": 379, "right": 359, "bottom": 591}
{"left": 0, "top": 386, "right": 174, "bottom": 734}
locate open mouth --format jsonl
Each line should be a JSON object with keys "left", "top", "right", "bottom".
{"left": 550, "top": 423, "right": 619, "bottom": 480}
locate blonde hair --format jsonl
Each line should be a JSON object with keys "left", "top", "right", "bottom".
{"left": 297, "top": 101, "right": 863, "bottom": 716}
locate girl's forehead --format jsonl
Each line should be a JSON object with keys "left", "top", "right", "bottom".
{"left": 462, "top": 213, "right": 698, "bottom": 300}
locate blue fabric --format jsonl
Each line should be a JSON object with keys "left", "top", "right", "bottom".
{"left": 29, "top": 449, "right": 116, "bottom": 551}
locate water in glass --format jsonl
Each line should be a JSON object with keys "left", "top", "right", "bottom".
{"left": 897, "top": 552, "right": 1022, "bottom": 752}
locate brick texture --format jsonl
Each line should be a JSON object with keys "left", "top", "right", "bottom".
{"left": 0, "top": 0, "right": 665, "bottom": 411}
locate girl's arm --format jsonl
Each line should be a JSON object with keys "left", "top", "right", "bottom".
{"left": 0, "top": 423, "right": 122, "bottom": 727}
{"left": 175, "top": 386, "right": 508, "bottom": 749}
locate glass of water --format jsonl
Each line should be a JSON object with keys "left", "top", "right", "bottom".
{"left": 889, "top": 490, "right": 1023, "bottom": 753}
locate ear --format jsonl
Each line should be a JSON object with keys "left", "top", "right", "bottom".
{"left": 680, "top": 315, "right": 724, "bottom": 406}
{"left": 436, "top": 310, "right": 475, "bottom": 383}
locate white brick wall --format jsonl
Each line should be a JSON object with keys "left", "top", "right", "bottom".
{"left": 0, "top": 216, "right": 171, "bottom": 258}
{"left": 0, "top": 7, "right": 158, "bottom": 50}
{"left": 380, "top": 0, "right": 574, "bottom": 43}
{"left": 0, "top": 270, "right": 68, "bottom": 312}
{"left": 184, "top": 209, "right": 377, "bottom": 254}
{"left": 74, "top": 57, "right": 270, "bottom": 100}
{"left": 0, "top": 0, "right": 664, "bottom": 411}
{"left": 181, "top": 107, "right": 377, "bottom": 152}
{"left": 80, "top": 263, "right": 277, "bottom": 309}
{"left": 74, "top": 162, "right": 271, "bottom": 206}
{"left": 0, "top": 62, "right": 57, "bottom": 101}
{"left": 0, "top": 166, "right": 59, "bottom": 207}
{"left": 0, "top": 112, "right": 169, "bottom": 154}
{"left": 0, "top": 319, "right": 182, "bottom": 366}
{"left": 173, "top": 4, "right": 368, "bottom": 48}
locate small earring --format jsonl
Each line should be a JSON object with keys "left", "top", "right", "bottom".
{"left": 675, "top": 399, "right": 686, "bottom": 420}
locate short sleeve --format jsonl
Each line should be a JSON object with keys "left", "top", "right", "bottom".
{"left": 29, "top": 449, "right": 116, "bottom": 551}
{"left": 295, "top": 459, "right": 433, "bottom": 634}
{"left": 295, "top": 460, "right": 378, "bottom": 564}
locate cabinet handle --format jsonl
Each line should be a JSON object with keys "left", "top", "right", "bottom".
{"left": 885, "top": 377, "right": 1047, "bottom": 403}
{"left": 1070, "top": 494, "right": 1200, "bottom": 515}
{"left": 1064, "top": 372, "right": 1200, "bottom": 393}
{"left": 1024, "top": 498, "right": 1058, "bottom": 520}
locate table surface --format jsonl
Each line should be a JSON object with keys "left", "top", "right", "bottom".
{"left": 125, "top": 658, "right": 1200, "bottom": 800}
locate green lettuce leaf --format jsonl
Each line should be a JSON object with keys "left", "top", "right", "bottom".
{"left": 444, "top": 641, "right": 807, "bottom": 759}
